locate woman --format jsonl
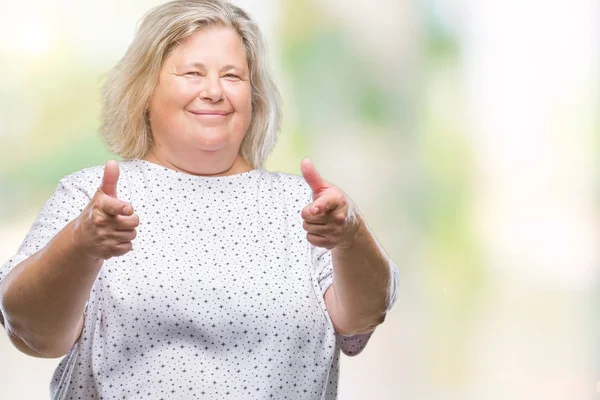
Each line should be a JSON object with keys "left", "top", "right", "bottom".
{"left": 0, "top": 0, "right": 399, "bottom": 398}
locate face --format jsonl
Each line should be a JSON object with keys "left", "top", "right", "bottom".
{"left": 145, "top": 24, "right": 252, "bottom": 175}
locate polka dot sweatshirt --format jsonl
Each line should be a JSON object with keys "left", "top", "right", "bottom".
{"left": 0, "top": 159, "right": 399, "bottom": 400}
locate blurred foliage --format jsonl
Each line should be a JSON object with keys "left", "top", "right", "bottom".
{"left": 415, "top": 0, "right": 485, "bottom": 390}
{"left": 0, "top": 48, "right": 114, "bottom": 220}
{"left": 280, "top": 0, "right": 405, "bottom": 137}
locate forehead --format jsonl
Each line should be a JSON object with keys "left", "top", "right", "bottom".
{"left": 165, "top": 25, "right": 248, "bottom": 68}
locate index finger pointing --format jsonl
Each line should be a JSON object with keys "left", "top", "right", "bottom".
{"left": 100, "top": 195, "right": 132, "bottom": 217}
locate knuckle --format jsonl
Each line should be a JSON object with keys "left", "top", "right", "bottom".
{"left": 334, "top": 213, "right": 346, "bottom": 223}
{"left": 92, "top": 213, "right": 106, "bottom": 227}
{"left": 120, "top": 242, "right": 133, "bottom": 254}
{"left": 97, "top": 228, "right": 110, "bottom": 240}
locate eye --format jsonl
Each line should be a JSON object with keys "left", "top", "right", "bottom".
{"left": 224, "top": 73, "right": 240, "bottom": 79}
{"left": 185, "top": 71, "right": 201, "bottom": 76}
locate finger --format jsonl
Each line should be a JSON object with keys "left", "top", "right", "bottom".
{"left": 303, "top": 220, "right": 331, "bottom": 236}
{"left": 306, "top": 232, "right": 332, "bottom": 249}
{"left": 109, "top": 229, "right": 137, "bottom": 242}
{"left": 99, "top": 195, "right": 132, "bottom": 217}
{"left": 113, "top": 214, "right": 140, "bottom": 230}
{"left": 300, "top": 158, "right": 328, "bottom": 195}
{"left": 301, "top": 204, "right": 329, "bottom": 223}
{"left": 312, "top": 195, "right": 343, "bottom": 215}
{"left": 112, "top": 241, "right": 133, "bottom": 257}
{"left": 100, "top": 160, "right": 120, "bottom": 198}
{"left": 302, "top": 196, "right": 344, "bottom": 222}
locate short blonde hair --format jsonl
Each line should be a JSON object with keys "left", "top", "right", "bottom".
{"left": 99, "top": 0, "right": 282, "bottom": 168}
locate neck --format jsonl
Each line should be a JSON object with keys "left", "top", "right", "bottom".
{"left": 141, "top": 150, "right": 253, "bottom": 177}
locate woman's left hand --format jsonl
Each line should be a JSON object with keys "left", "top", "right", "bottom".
{"left": 300, "top": 158, "right": 362, "bottom": 250}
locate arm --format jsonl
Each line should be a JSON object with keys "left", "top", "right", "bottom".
{"left": 299, "top": 158, "right": 398, "bottom": 337}
{"left": 0, "top": 220, "right": 102, "bottom": 358}
{"left": 1, "top": 311, "right": 84, "bottom": 359}
{"left": 324, "top": 212, "right": 395, "bottom": 335}
{"left": 0, "top": 160, "right": 137, "bottom": 358}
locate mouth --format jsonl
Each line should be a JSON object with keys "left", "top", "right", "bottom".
{"left": 188, "top": 111, "right": 231, "bottom": 117}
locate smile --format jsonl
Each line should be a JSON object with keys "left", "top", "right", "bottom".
{"left": 188, "top": 111, "right": 231, "bottom": 118}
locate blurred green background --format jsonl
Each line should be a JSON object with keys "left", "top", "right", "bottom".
{"left": 0, "top": 1, "right": 598, "bottom": 399}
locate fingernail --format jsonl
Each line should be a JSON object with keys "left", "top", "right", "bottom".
{"left": 312, "top": 206, "right": 319, "bottom": 215}
{"left": 123, "top": 205, "right": 132, "bottom": 214}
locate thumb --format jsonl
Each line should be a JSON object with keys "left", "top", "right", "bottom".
{"left": 301, "top": 157, "right": 328, "bottom": 196}
{"left": 101, "top": 160, "right": 120, "bottom": 198}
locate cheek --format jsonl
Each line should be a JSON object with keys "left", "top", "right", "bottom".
{"left": 148, "top": 84, "right": 193, "bottom": 138}
{"left": 226, "top": 85, "right": 252, "bottom": 116}
{"left": 154, "top": 81, "right": 196, "bottom": 111}
{"left": 169, "top": 82, "right": 198, "bottom": 106}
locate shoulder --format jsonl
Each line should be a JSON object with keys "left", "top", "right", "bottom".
{"left": 259, "top": 169, "right": 311, "bottom": 200}
{"left": 51, "top": 164, "right": 104, "bottom": 199}
{"left": 56, "top": 160, "right": 137, "bottom": 200}
{"left": 60, "top": 164, "right": 104, "bottom": 184}
{"left": 59, "top": 160, "right": 138, "bottom": 192}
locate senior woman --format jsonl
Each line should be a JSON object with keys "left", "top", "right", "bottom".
{"left": 0, "top": 0, "right": 399, "bottom": 399}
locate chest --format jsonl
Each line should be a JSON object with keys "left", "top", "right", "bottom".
{"left": 97, "top": 203, "right": 317, "bottom": 336}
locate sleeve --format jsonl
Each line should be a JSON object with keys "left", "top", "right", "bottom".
{"left": 0, "top": 173, "right": 93, "bottom": 327}
{"left": 311, "top": 243, "right": 400, "bottom": 357}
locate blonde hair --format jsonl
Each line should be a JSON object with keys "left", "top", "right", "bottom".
{"left": 99, "top": 0, "right": 282, "bottom": 168}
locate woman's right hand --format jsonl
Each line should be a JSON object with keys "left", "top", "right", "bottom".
{"left": 72, "top": 160, "right": 139, "bottom": 260}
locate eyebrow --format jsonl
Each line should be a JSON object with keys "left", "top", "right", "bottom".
{"left": 180, "top": 62, "right": 245, "bottom": 72}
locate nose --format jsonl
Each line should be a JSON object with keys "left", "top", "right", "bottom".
{"left": 199, "top": 75, "right": 223, "bottom": 102}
